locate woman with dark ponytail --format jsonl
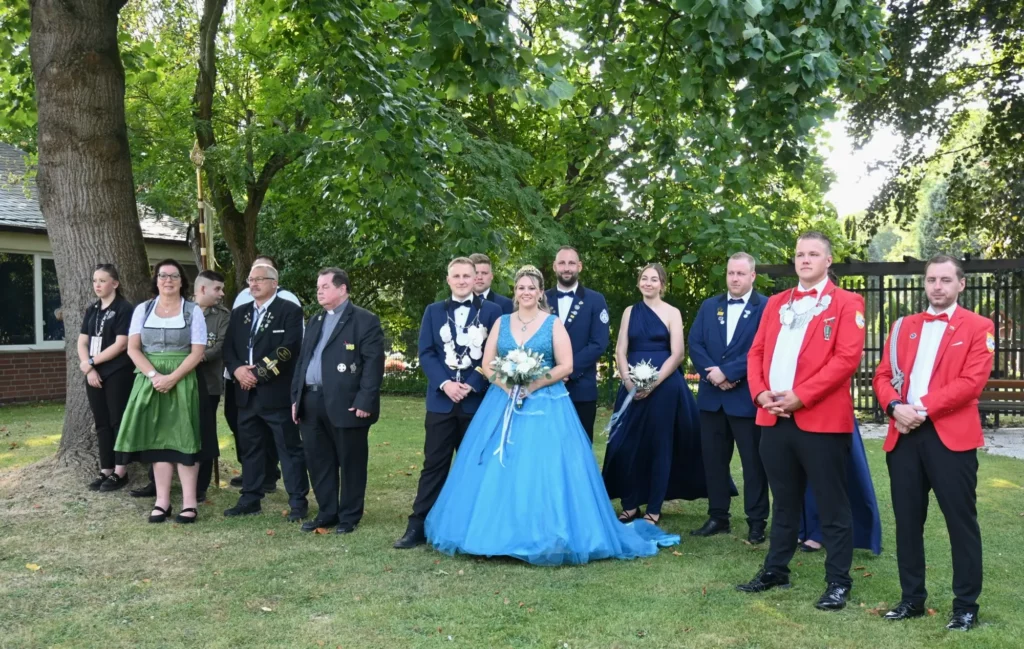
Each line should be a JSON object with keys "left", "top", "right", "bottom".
{"left": 77, "top": 264, "right": 136, "bottom": 492}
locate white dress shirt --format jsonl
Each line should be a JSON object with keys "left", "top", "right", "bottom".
{"left": 556, "top": 282, "right": 579, "bottom": 322}
{"left": 451, "top": 294, "right": 471, "bottom": 329}
{"left": 768, "top": 276, "right": 829, "bottom": 393}
{"left": 478, "top": 288, "right": 491, "bottom": 301}
{"left": 726, "top": 290, "right": 752, "bottom": 346}
{"left": 907, "top": 303, "right": 957, "bottom": 407}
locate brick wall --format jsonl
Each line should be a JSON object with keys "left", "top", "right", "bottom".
{"left": 0, "top": 351, "right": 66, "bottom": 404}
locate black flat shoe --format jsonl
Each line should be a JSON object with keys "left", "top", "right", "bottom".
{"left": 884, "top": 600, "right": 926, "bottom": 621}
{"left": 946, "top": 610, "right": 979, "bottom": 631}
{"left": 393, "top": 527, "right": 426, "bottom": 549}
{"left": 747, "top": 521, "right": 767, "bottom": 545}
{"left": 229, "top": 475, "right": 244, "bottom": 488}
{"left": 130, "top": 482, "right": 157, "bottom": 498}
{"left": 88, "top": 474, "right": 107, "bottom": 491}
{"left": 287, "top": 507, "right": 309, "bottom": 523}
{"left": 691, "top": 518, "right": 731, "bottom": 537}
{"left": 301, "top": 518, "right": 339, "bottom": 532}
{"left": 335, "top": 522, "right": 358, "bottom": 535}
{"left": 175, "top": 507, "right": 198, "bottom": 524}
{"left": 99, "top": 473, "right": 129, "bottom": 492}
{"left": 814, "top": 583, "right": 850, "bottom": 611}
{"left": 799, "top": 541, "right": 821, "bottom": 553}
{"left": 223, "top": 502, "right": 262, "bottom": 517}
{"left": 149, "top": 504, "right": 173, "bottom": 523}
{"left": 736, "top": 569, "right": 791, "bottom": 593}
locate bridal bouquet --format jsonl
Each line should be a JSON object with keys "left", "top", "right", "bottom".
{"left": 489, "top": 347, "right": 551, "bottom": 408}
{"left": 604, "top": 360, "right": 660, "bottom": 442}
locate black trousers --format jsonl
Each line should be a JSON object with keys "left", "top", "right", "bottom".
{"left": 236, "top": 402, "right": 309, "bottom": 511}
{"left": 409, "top": 402, "right": 474, "bottom": 528}
{"left": 573, "top": 400, "right": 598, "bottom": 443}
{"left": 760, "top": 418, "right": 853, "bottom": 587}
{"left": 699, "top": 409, "right": 769, "bottom": 524}
{"left": 196, "top": 394, "right": 221, "bottom": 497}
{"left": 85, "top": 367, "right": 134, "bottom": 469}
{"left": 887, "top": 421, "right": 982, "bottom": 613}
{"left": 225, "top": 380, "right": 279, "bottom": 484}
{"left": 299, "top": 390, "right": 370, "bottom": 526}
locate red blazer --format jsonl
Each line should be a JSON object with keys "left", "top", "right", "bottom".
{"left": 747, "top": 282, "right": 866, "bottom": 433}
{"left": 873, "top": 307, "right": 994, "bottom": 452}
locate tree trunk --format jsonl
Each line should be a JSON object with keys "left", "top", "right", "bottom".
{"left": 29, "top": 0, "right": 150, "bottom": 473}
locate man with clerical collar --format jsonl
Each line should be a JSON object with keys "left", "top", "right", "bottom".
{"left": 688, "top": 252, "right": 769, "bottom": 544}
{"left": 223, "top": 262, "right": 309, "bottom": 520}
{"left": 394, "top": 257, "right": 502, "bottom": 549}
{"left": 545, "top": 245, "right": 610, "bottom": 442}
{"left": 873, "top": 255, "right": 994, "bottom": 631}
{"left": 736, "top": 231, "right": 866, "bottom": 612}
{"left": 470, "top": 252, "right": 513, "bottom": 314}
{"left": 292, "top": 267, "right": 385, "bottom": 535}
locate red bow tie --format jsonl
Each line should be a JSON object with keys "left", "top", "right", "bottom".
{"left": 922, "top": 312, "right": 949, "bottom": 323}
{"left": 792, "top": 288, "right": 818, "bottom": 300}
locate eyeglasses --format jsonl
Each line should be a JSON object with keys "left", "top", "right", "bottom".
{"left": 247, "top": 276, "right": 275, "bottom": 284}
{"left": 157, "top": 273, "right": 181, "bottom": 281}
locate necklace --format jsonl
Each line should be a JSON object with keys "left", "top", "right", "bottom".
{"left": 516, "top": 311, "right": 540, "bottom": 332}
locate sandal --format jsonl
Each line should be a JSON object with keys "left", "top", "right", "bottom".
{"left": 643, "top": 513, "right": 661, "bottom": 525}
{"left": 149, "top": 504, "right": 173, "bottom": 524}
{"left": 618, "top": 508, "right": 640, "bottom": 523}
{"left": 175, "top": 507, "right": 198, "bottom": 525}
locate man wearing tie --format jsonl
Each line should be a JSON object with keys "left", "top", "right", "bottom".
{"left": 688, "top": 252, "right": 769, "bottom": 543}
{"left": 292, "top": 268, "right": 385, "bottom": 535}
{"left": 223, "top": 263, "right": 309, "bottom": 520}
{"left": 394, "top": 257, "right": 502, "bottom": 548}
{"left": 736, "top": 232, "right": 866, "bottom": 611}
{"left": 470, "top": 253, "right": 513, "bottom": 314}
{"left": 873, "top": 255, "right": 994, "bottom": 631}
{"left": 545, "top": 246, "right": 610, "bottom": 442}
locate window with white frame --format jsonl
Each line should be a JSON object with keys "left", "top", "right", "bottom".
{"left": 0, "top": 252, "right": 64, "bottom": 349}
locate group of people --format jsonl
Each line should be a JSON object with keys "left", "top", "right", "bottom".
{"left": 78, "top": 235, "right": 994, "bottom": 632}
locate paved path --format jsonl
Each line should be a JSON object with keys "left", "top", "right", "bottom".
{"left": 859, "top": 421, "right": 1024, "bottom": 460}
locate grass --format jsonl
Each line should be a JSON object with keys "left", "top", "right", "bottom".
{"left": 0, "top": 397, "right": 1022, "bottom": 649}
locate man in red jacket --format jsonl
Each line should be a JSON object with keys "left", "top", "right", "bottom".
{"left": 873, "top": 255, "right": 994, "bottom": 632}
{"left": 735, "top": 231, "right": 866, "bottom": 611}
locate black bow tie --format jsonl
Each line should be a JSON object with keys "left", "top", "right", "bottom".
{"left": 557, "top": 290, "right": 575, "bottom": 300}
{"left": 452, "top": 300, "right": 472, "bottom": 309}
{"left": 727, "top": 298, "right": 744, "bottom": 305}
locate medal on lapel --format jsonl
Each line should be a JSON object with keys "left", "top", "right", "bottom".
{"left": 337, "top": 363, "right": 347, "bottom": 373}
{"left": 823, "top": 317, "right": 835, "bottom": 341}
{"left": 350, "top": 364, "right": 358, "bottom": 373}
{"left": 717, "top": 307, "right": 725, "bottom": 325}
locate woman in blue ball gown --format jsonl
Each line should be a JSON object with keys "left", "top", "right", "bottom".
{"left": 426, "top": 265, "right": 679, "bottom": 565}
{"left": 603, "top": 263, "right": 712, "bottom": 524}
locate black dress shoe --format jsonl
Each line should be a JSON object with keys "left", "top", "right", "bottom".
{"left": 815, "top": 583, "right": 851, "bottom": 610}
{"left": 229, "top": 475, "right": 243, "bottom": 488}
{"left": 946, "top": 610, "right": 979, "bottom": 631}
{"left": 223, "top": 502, "right": 262, "bottom": 517}
{"left": 690, "top": 518, "right": 731, "bottom": 537}
{"left": 799, "top": 541, "right": 821, "bottom": 553}
{"left": 747, "top": 521, "right": 767, "bottom": 544}
{"left": 883, "top": 600, "right": 926, "bottom": 621}
{"left": 99, "top": 473, "right": 129, "bottom": 492}
{"left": 287, "top": 508, "right": 308, "bottom": 523}
{"left": 88, "top": 473, "right": 107, "bottom": 491}
{"left": 736, "top": 569, "right": 791, "bottom": 593}
{"left": 130, "top": 482, "right": 157, "bottom": 498}
{"left": 300, "top": 517, "right": 339, "bottom": 532}
{"left": 393, "top": 527, "right": 427, "bottom": 549}
{"left": 335, "top": 523, "right": 358, "bottom": 534}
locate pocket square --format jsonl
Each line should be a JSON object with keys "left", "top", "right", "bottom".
{"left": 272, "top": 329, "right": 285, "bottom": 333}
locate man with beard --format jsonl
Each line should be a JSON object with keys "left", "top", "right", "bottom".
{"left": 545, "top": 246, "right": 610, "bottom": 442}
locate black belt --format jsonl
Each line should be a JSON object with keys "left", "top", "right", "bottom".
{"left": 305, "top": 384, "right": 322, "bottom": 392}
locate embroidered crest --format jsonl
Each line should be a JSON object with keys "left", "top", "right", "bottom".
{"left": 276, "top": 347, "right": 292, "bottom": 361}
{"left": 350, "top": 364, "right": 358, "bottom": 373}
{"left": 986, "top": 331, "right": 995, "bottom": 353}
{"left": 855, "top": 311, "right": 865, "bottom": 329}
{"left": 337, "top": 363, "right": 347, "bottom": 373}
{"left": 207, "top": 332, "right": 217, "bottom": 345}
{"left": 346, "top": 343, "right": 355, "bottom": 351}
{"left": 599, "top": 309, "right": 609, "bottom": 324}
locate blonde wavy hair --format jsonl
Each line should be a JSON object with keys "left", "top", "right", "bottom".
{"left": 512, "top": 265, "right": 552, "bottom": 313}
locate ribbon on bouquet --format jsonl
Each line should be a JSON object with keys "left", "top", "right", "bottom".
{"left": 604, "top": 385, "right": 638, "bottom": 443}
{"left": 480, "top": 385, "right": 522, "bottom": 467}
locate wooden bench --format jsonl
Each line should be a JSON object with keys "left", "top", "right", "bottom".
{"left": 979, "top": 379, "right": 1024, "bottom": 413}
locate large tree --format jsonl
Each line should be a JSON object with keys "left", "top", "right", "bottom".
{"left": 28, "top": 0, "right": 151, "bottom": 470}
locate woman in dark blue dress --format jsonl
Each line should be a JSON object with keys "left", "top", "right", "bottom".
{"left": 603, "top": 264, "right": 708, "bottom": 524}
{"left": 799, "top": 418, "right": 883, "bottom": 555}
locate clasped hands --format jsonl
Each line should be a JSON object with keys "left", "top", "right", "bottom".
{"left": 705, "top": 366, "right": 737, "bottom": 391}
{"left": 893, "top": 403, "right": 927, "bottom": 434}
{"left": 443, "top": 381, "right": 473, "bottom": 403}
{"left": 234, "top": 365, "right": 258, "bottom": 390}
{"left": 755, "top": 390, "right": 804, "bottom": 417}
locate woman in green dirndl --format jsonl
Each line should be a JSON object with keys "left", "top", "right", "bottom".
{"left": 115, "top": 260, "right": 207, "bottom": 524}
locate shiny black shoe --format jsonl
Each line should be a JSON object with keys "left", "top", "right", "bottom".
{"left": 690, "top": 518, "right": 731, "bottom": 537}
{"left": 175, "top": 507, "right": 198, "bottom": 524}
{"left": 747, "top": 521, "right": 767, "bottom": 544}
{"left": 99, "top": 472, "right": 129, "bottom": 492}
{"left": 130, "top": 482, "right": 157, "bottom": 498}
{"left": 883, "top": 600, "right": 926, "bottom": 621}
{"left": 148, "top": 504, "right": 172, "bottom": 524}
{"left": 287, "top": 507, "right": 309, "bottom": 523}
{"left": 88, "top": 473, "right": 107, "bottom": 491}
{"left": 223, "top": 501, "right": 262, "bottom": 517}
{"left": 300, "top": 517, "right": 339, "bottom": 532}
{"left": 814, "top": 583, "right": 850, "bottom": 611}
{"left": 393, "top": 526, "right": 427, "bottom": 549}
{"left": 736, "top": 569, "right": 791, "bottom": 593}
{"left": 335, "top": 522, "right": 358, "bottom": 535}
{"left": 946, "top": 610, "right": 979, "bottom": 631}
{"left": 229, "top": 475, "right": 244, "bottom": 488}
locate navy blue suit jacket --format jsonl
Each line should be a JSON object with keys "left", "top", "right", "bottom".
{"left": 544, "top": 284, "right": 610, "bottom": 403}
{"left": 419, "top": 297, "right": 502, "bottom": 414}
{"left": 688, "top": 291, "right": 766, "bottom": 417}
{"left": 481, "top": 290, "right": 514, "bottom": 315}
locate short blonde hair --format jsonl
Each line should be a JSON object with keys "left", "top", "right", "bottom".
{"left": 447, "top": 257, "right": 475, "bottom": 271}
{"left": 728, "top": 252, "right": 756, "bottom": 271}
{"left": 468, "top": 253, "right": 492, "bottom": 267}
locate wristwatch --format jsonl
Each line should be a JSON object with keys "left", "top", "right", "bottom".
{"left": 87, "top": 357, "right": 95, "bottom": 366}
{"left": 886, "top": 399, "right": 903, "bottom": 418}
{"left": 146, "top": 370, "right": 157, "bottom": 378}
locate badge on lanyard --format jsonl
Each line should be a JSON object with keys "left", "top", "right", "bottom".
{"left": 89, "top": 336, "right": 103, "bottom": 356}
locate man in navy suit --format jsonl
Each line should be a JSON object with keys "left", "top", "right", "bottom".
{"left": 394, "top": 257, "right": 503, "bottom": 548}
{"left": 545, "top": 246, "right": 610, "bottom": 442}
{"left": 688, "top": 252, "right": 770, "bottom": 543}
{"left": 470, "top": 253, "right": 514, "bottom": 314}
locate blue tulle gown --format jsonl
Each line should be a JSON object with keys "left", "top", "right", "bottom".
{"left": 425, "top": 314, "right": 680, "bottom": 566}
{"left": 800, "top": 419, "right": 883, "bottom": 554}
{"left": 603, "top": 301, "right": 711, "bottom": 515}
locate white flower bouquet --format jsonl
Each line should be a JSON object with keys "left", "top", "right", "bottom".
{"left": 489, "top": 347, "right": 551, "bottom": 408}
{"left": 605, "top": 359, "right": 660, "bottom": 441}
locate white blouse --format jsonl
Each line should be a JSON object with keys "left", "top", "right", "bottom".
{"left": 129, "top": 299, "right": 208, "bottom": 345}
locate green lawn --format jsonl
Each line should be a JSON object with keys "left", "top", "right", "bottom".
{"left": 1, "top": 397, "right": 1022, "bottom": 648}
